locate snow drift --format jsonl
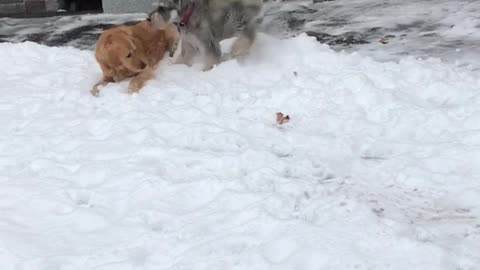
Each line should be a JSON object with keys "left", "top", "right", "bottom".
{"left": 0, "top": 34, "right": 479, "bottom": 269}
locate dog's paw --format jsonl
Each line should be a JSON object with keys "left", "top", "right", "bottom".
{"left": 174, "top": 58, "right": 193, "bottom": 67}
{"left": 128, "top": 79, "right": 144, "bottom": 94}
{"left": 202, "top": 64, "right": 216, "bottom": 72}
{"left": 128, "top": 89, "right": 140, "bottom": 95}
{"left": 235, "top": 54, "right": 249, "bottom": 64}
{"left": 128, "top": 86, "right": 141, "bottom": 95}
{"left": 220, "top": 53, "right": 233, "bottom": 62}
{"left": 90, "top": 88, "right": 100, "bottom": 97}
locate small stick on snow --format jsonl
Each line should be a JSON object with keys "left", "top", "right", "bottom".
{"left": 276, "top": 112, "right": 290, "bottom": 125}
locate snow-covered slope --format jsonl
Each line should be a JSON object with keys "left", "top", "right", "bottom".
{"left": 0, "top": 34, "right": 479, "bottom": 269}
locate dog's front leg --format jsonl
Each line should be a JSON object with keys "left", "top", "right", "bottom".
{"left": 174, "top": 40, "right": 196, "bottom": 67}
{"left": 128, "top": 67, "right": 154, "bottom": 94}
{"left": 231, "top": 31, "right": 255, "bottom": 59}
{"left": 91, "top": 77, "right": 113, "bottom": 97}
{"left": 228, "top": 26, "right": 256, "bottom": 63}
{"left": 201, "top": 39, "right": 221, "bottom": 71}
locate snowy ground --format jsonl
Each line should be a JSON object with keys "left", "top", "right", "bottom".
{"left": 1, "top": 1, "right": 480, "bottom": 270}
{"left": 263, "top": 0, "right": 480, "bottom": 71}
{"left": 1, "top": 33, "right": 480, "bottom": 270}
{"left": 0, "top": 13, "right": 146, "bottom": 50}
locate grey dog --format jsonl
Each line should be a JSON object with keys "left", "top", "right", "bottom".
{"left": 150, "top": 0, "right": 264, "bottom": 70}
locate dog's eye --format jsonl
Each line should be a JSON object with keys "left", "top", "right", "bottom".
{"left": 127, "top": 52, "right": 132, "bottom": 58}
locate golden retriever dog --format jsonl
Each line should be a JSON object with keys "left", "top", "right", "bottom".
{"left": 91, "top": 19, "right": 178, "bottom": 96}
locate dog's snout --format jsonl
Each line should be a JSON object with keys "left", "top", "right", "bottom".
{"left": 139, "top": 61, "right": 147, "bottom": 69}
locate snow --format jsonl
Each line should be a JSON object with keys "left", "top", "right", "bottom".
{"left": 262, "top": 0, "right": 480, "bottom": 71}
{"left": 1, "top": 32, "right": 480, "bottom": 270}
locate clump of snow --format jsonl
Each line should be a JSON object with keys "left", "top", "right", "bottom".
{"left": 0, "top": 34, "right": 479, "bottom": 269}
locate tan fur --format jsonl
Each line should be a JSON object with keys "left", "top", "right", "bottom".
{"left": 91, "top": 20, "right": 179, "bottom": 96}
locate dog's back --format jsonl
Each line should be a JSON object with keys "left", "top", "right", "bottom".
{"left": 191, "top": 0, "right": 263, "bottom": 40}
{"left": 211, "top": 0, "right": 263, "bottom": 38}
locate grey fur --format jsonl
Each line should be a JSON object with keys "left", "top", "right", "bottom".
{"left": 152, "top": 0, "right": 263, "bottom": 70}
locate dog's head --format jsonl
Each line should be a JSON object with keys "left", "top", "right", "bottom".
{"left": 148, "top": 3, "right": 182, "bottom": 57}
{"left": 96, "top": 27, "right": 148, "bottom": 82}
{"left": 150, "top": 0, "right": 182, "bottom": 24}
